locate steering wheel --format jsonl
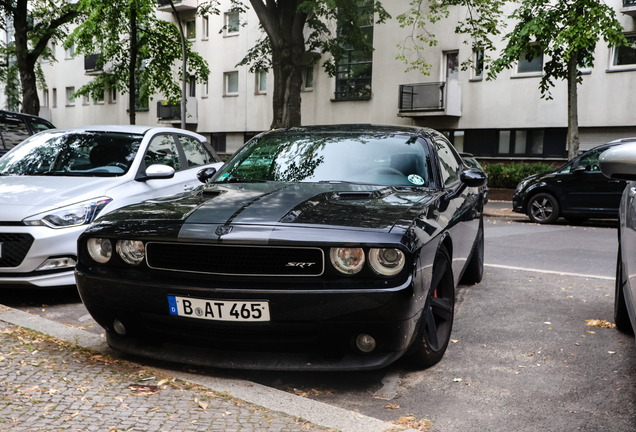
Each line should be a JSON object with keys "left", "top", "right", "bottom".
{"left": 365, "top": 166, "right": 404, "bottom": 176}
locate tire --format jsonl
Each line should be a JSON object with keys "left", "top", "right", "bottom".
{"left": 615, "top": 246, "right": 634, "bottom": 334}
{"left": 527, "top": 193, "right": 560, "bottom": 224}
{"left": 461, "top": 217, "right": 484, "bottom": 285}
{"left": 408, "top": 245, "right": 455, "bottom": 369}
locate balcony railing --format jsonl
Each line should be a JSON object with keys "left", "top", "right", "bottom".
{"left": 398, "top": 81, "right": 461, "bottom": 117}
{"left": 157, "top": 97, "right": 198, "bottom": 124}
{"left": 157, "top": 0, "right": 197, "bottom": 11}
{"left": 621, "top": 0, "right": 636, "bottom": 15}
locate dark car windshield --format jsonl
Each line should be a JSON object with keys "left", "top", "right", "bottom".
{"left": 0, "top": 131, "right": 142, "bottom": 177}
{"left": 214, "top": 132, "right": 434, "bottom": 187}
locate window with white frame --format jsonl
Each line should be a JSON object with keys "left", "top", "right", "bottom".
{"left": 52, "top": 88, "right": 57, "bottom": 108}
{"left": 186, "top": 20, "right": 196, "bottom": 40}
{"left": 94, "top": 91, "right": 104, "bottom": 104}
{"left": 224, "top": 71, "right": 239, "bottom": 96}
{"left": 82, "top": 95, "right": 90, "bottom": 105}
{"left": 66, "top": 87, "right": 75, "bottom": 106}
{"left": 472, "top": 49, "right": 484, "bottom": 79}
{"left": 303, "top": 66, "right": 314, "bottom": 90}
{"left": 42, "top": 89, "right": 49, "bottom": 107}
{"left": 516, "top": 50, "right": 543, "bottom": 74}
{"left": 225, "top": 11, "right": 239, "bottom": 36}
{"left": 202, "top": 78, "right": 209, "bottom": 98}
{"left": 65, "top": 44, "right": 75, "bottom": 59}
{"left": 256, "top": 70, "right": 267, "bottom": 94}
{"left": 109, "top": 88, "right": 117, "bottom": 104}
{"left": 612, "top": 35, "right": 636, "bottom": 68}
{"left": 189, "top": 75, "right": 196, "bottom": 97}
{"left": 202, "top": 15, "right": 209, "bottom": 39}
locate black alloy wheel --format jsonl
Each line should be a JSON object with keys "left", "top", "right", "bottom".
{"left": 615, "top": 246, "right": 634, "bottom": 334}
{"left": 409, "top": 245, "right": 455, "bottom": 368}
{"left": 527, "top": 193, "right": 560, "bottom": 224}
{"left": 460, "top": 217, "right": 484, "bottom": 284}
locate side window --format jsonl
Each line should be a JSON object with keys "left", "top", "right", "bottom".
{"left": 577, "top": 148, "right": 606, "bottom": 172}
{"left": 144, "top": 134, "right": 181, "bottom": 171}
{"left": 435, "top": 138, "right": 461, "bottom": 187}
{"left": 29, "top": 120, "right": 55, "bottom": 134}
{"left": 0, "top": 117, "right": 31, "bottom": 151}
{"left": 178, "top": 135, "right": 213, "bottom": 168}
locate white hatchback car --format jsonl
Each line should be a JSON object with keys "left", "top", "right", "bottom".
{"left": 0, "top": 125, "right": 223, "bottom": 288}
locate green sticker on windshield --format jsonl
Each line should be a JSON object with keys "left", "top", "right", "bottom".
{"left": 408, "top": 174, "right": 424, "bottom": 186}
{"left": 217, "top": 173, "right": 229, "bottom": 181}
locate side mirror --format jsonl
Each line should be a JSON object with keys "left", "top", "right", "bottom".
{"left": 136, "top": 164, "right": 175, "bottom": 182}
{"left": 573, "top": 165, "right": 587, "bottom": 174}
{"left": 460, "top": 168, "right": 487, "bottom": 188}
{"left": 197, "top": 167, "right": 217, "bottom": 183}
{"left": 600, "top": 143, "right": 636, "bottom": 180}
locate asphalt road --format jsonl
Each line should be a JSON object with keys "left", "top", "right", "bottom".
{"left": 1, "top": 216, "right": 635, "bottom": 431}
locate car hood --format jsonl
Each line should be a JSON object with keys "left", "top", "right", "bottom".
{"left": 0, "top": 175, "right": 123, "bottom": 221}
{"left": 98, "top": 182, "right": 436, "bottom": 233}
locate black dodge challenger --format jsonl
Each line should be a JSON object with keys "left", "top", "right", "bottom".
{"left": 75, "top": 125, "right": 487, "bottom": 371}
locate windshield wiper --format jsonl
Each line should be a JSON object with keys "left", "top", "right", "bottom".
{"left": 217, "top": 178, "right": 271, "bottom": 183}
{"left": 317, "top": 180, "right": 375, "bottom": 185}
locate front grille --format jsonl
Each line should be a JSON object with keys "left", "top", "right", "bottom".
{"left": 146, "top": 242, "right": 324, "bottom": 276}
{"left": 0, "top": 234, "right": 34, "bottom": 267}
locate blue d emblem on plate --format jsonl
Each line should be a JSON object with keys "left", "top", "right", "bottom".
{"left": 408, "top": 174, "right": 425, "bottom": 186}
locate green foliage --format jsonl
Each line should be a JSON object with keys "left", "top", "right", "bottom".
{"left": 5, "top": 65, "right": 21, "bottom": 112}
{"left": 487, "top": 0, "right": 626, "bottom": 99}
{"left": 396, "top": 0, "right": 506, "bottom": 75}
{"left": 482, "top": 162, "right": 556, "bottom": 189}
{"left": 66, "top": 0, "right": 211, "bottom": 106}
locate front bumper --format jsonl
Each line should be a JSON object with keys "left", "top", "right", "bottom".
{"left": 75, "top": 267, "right": 423, "bottom": 371}
{"left": 0, "top": 225, "right": 85, "bottom": 288}
{"left": 512, "top": 191, "right": 525, "bottom": 213}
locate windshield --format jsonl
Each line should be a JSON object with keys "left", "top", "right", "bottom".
{"left": 0, "top": 131, "right": 142, "bottom": 176}
{"left": 213, "top": 132, "right": 434, "bottom": 187}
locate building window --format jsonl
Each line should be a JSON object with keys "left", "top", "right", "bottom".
{"left": 66, "top": 87, "right": 75, "bottom": 106}
{"left": 82, "top": 95, "right": 90, "bottom": 105}
{"left": 189, "top": 75, "right": 196, "bottom": 97}
{"left": 256, "top": 70, "right": 267, "bottom": 94}
{"left": 497, "top": 129, "right": 546, "bottom": 156}
{"left": 498, "top": 130, "right": 511, "bottom": 154}
{"left": 517, "top": 50, "right": 543, "bottom": 74}
{"left": 186, "top": 20, "right": 196, "bottom": 40}
{"left": 225, "top": 11, "right": 239, "bottom": 36}
{"left": 94, "top": 91, "right": 104, "bottom": 104}
{"left": 50, "top": 42, "right": 56, "bottom": 60}
{"left": 612, "top": 35, "right": 636, "bottom": 67}
{"left": 52, "top": 88, "right": 57, "bottom": 108}
{"left": 134, "top": 77, "right": 149, "bottom": 111}
{"left": 334, "top": 0, "right": 374, "bottom": 100}
{"left": 202, "top": 15, "right": 209, "bottom": 39}
{"left": 109, "top": 88, "right": 117, "bottom": 104}
{"left": 65, "top": 44, "right": 75, "bottom": 59}
{"left": 210, "top": 132, "right": 227, "bottom": 153}
{"left": 42, "top": 89, "right": 49, "bottom": 107}
{"left": 304, "top": 66, "right": 314, "bottom": 90}
{"left": 473, "top": 49, "right": 484, "bottom": 79}
{"left": 224, "top": 71, "right": 239, "bottom": 96}
{"left": 202, "top": 77, "right": 209, "bottom": 98}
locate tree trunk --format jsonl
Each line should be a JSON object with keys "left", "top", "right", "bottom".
{"left": 566, "top": 53, "right": 579, "bottom": 160}
{"left": 128, "top": 3, "right": 137, "bottom": 125}
{"left": 270, "top": 46, "right": 303, "bottom": 129}
{"left": 14, "top": 0, "right": 39, "bottom": 115}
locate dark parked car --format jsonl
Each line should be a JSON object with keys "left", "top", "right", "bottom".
{"left": 512, "top": 141, "right": 632, "bottom": 223}
{"left": 75, "top": 125, "right": 487, "bottom": 371}
{"left": 599, "top": 144, "right": 636, "bottom": 336}
{"left": 460, "top": 152, "right": 489, "bottom": 204}
{"left": 0, "top": 110, "right": 55, "bottom": 156}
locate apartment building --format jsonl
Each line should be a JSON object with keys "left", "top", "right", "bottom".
{"left": 27, "top": 0, "right": 636, "bottom": 159}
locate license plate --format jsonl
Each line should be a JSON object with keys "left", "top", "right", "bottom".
{"left": 167, "top": 296, "right": 270, "bottom": 322}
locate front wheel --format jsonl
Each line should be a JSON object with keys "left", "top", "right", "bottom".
{"left": 615, "top": 246, "right": 634, "bottom": 334}
{"left": 527, "top": 193, "right": 560, "bottom": 224}
{"left": 408, "top": 245, "right": 455, "bottom": 369}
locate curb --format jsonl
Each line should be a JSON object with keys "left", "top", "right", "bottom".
{"left": 0, "top": 305, "right": 418, "bottom": 432}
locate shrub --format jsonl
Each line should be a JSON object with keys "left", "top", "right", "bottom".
{"left": 482, "top": 162, "right": 556, "bottom": 189}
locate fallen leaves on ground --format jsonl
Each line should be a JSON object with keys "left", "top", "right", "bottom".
{"left": 128, "top": 384, "right": 160, "bottom": 395}
{"left": 290, "top": 387, "right": 335, "bottom": 397}
{"left": 586, "top": 319, "right": 616, "bottom": 329}
{"left": 390, "top": 414, "right": 433, "bottom": 431}
{"left": 385, "top": 403, "right": 401, "bottom": 410}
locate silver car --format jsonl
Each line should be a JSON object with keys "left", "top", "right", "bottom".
{"left": 0, "top": 125, "right": 222, "bottom": 288}
{"left": 599, "top": 142, "right": 636, "bottom": 336}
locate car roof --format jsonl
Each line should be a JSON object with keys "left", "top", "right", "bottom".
{"left": 46, "top": 125, "right": 206, "bottom": 140}
{"left": 265, "top": 124, "right": 438, "bottom": 138}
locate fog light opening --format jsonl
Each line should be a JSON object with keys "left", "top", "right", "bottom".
{"left": 356, "top": 334, "right": 376, "bottom": 353}
{"left": 113, "top": 319, "right": 126, "bottom": 335}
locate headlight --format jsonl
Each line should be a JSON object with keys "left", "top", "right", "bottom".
{"left": 87, "top": 238, "right": 112, "bottom": 264}
{"left": 23, "top": 197, "right": 112, "bottom": 228}
{"left": 369, "top": 248, "right": 405, "bottom": 276}
{"left": 330, "top": 247, "right": 365, "bottom": 274}
{"left": 116, "top": 240, "right": 145, "bottom": 265}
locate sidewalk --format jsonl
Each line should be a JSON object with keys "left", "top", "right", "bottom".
{"left": 483, "top": 200, "right": 527, "bottom": 220}
{"left": 0, "top": 307, "right": 420, "bottom": 432}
